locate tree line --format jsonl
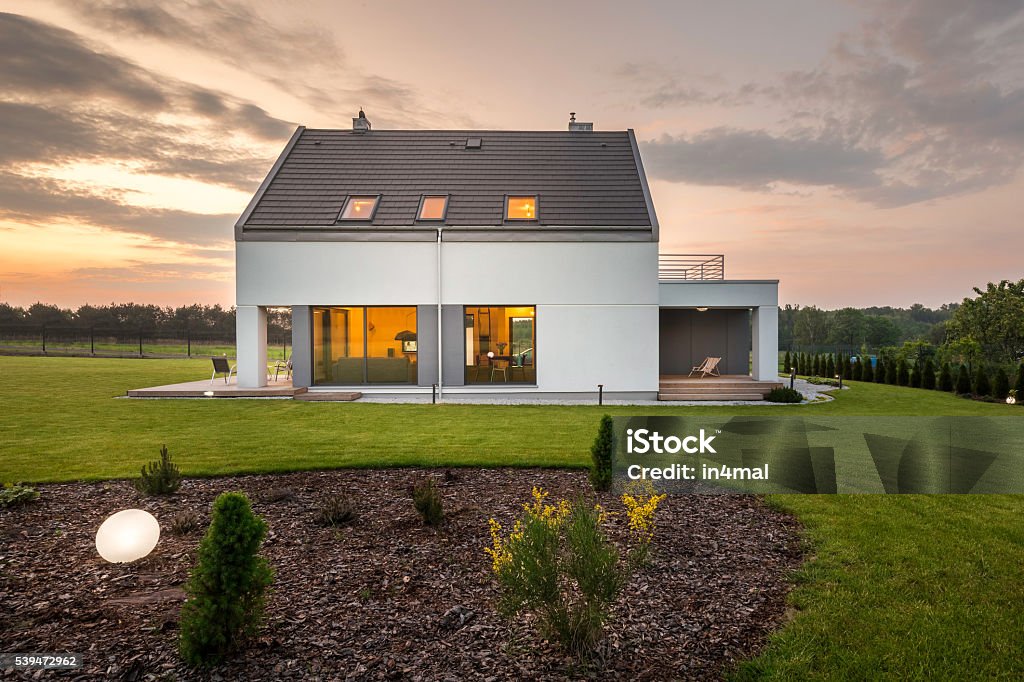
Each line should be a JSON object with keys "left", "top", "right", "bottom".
{"left": 0, "top": 302, "right": 290, "bottom": 337}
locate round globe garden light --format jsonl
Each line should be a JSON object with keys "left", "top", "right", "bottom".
{"left": 95, "top": 509, "right": 160, "bottom": 563}
{"left": 1009, "top": 396, "right": 1017, "bottom": 405}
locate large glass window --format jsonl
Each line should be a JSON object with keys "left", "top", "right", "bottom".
{"left": 465, "top": 306, "right": 536, "bottom": 384}
{"left": 312, "top": 306, "right": 417, "bottom": 385}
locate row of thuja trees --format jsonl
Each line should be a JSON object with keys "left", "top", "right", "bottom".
{"left": 784, "top": 350, "right": 1024, "bottom": 403}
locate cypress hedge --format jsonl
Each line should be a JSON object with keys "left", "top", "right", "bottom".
{"left": 955, "top": 364, "right": 972, "bottom": 395}
{"left": 875, "top": 359, "right": 886, "bottom": 383}
{"left": 921, "top": 357, "right": 936, "bottom": 390}
{"left": 826, "top": 355, "right": 836, "bottom": 379}
{"left": 939, "top": 362, "right": 954, "bottom": 391}
{"left": 784, "top": 351, "right": 792, "bottom": 373}
{"left": 1015, "top": 363, "right": 1024, "bottom": 401}
{"left": 862, "top": 358, "right": 874, "bottom": 383}
{"left": 993, "top": 368, "right": 1010, "bottom": 400}
{"left": 973, "top": 366, "right": 991, "bottom": 397}
{"left": 885, "top": 359, "right": 898, "bottom": 385}
{"left": 852, "top": 357, "right": 863, "bottom": 381}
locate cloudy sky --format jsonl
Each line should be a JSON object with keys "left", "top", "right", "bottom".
{"left": 1, "top": 0, "right": 1022, "bottom": 309}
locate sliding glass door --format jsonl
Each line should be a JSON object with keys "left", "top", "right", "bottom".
{"left": 312, "top": 306, "right": 417, "bottom": 385}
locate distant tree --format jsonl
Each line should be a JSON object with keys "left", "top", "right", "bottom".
{"left": 886, "top": 359, "right": 898, "bottom": 385}
{"left": 973, "top": 366, "right": 992, "bottom": 397}
{"left": 862, "top": 358, "right": 874, "bottom": 383}
{"left": 945, "top": 279, "right": 1024, "bottom": 365}
{"left": 865, "top": 316, "right": 901, "bottom": 347}
{"left": 828, "top": 308, "right": 866, "bottom": 346}
{"left": 938, "top": 362, "right": 954, "bottom": 391}
{"left": 826, "top": 354, "right": 836, "bottom": 379}
{"left": 793, "top": 306, "right": 830, "bottom": 347}
{"left": 25, "top": 303, "right": 72, "bottom": 326}
{"left": 921, "top": 358, "right": 936, "bottom": 390}
{"left": 897, "top": 359, "right": 910, "bottom": 386}
{"left": 1016, "top": 363, "right": 1024, "bottom": 402}
{"left": 993, "top": 369, "right": 1010, "bottom": 400}
{"left": 955, "top": 365, "right": 972, "bottom": 395}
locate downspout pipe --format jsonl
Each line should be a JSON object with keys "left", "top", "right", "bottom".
{"left": 437, "top": 226, "right": 443, "bottom": 401}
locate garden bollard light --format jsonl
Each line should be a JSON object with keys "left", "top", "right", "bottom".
{"left": 598, "top": 384, "right": 604, "bottom": 405}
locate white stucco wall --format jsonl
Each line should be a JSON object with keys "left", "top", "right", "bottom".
{"left": 659, "top": 280, "right": 778, "bottom": 308}
{"left": 236, "top": 240, "right": 658, "bottom": 306}
{"left": 236, "top": 240, "right": 659, "bottom": 392}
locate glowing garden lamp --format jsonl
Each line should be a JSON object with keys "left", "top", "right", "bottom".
{"left": 95, "top": 509, "right": 160, "bottom": 563}
{"left": 1008, "top": 396, "right": 1017, "bottom": 405}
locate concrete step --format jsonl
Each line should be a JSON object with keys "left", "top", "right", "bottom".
{"left": 294, "top": 391, "right": 363, "bottom": 402}
{"left": 658, "top": 392, "right": 767, "bottom": 401}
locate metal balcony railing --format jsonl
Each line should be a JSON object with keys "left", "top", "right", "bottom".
{"left": 658, "top": 254, "right": 725, "bottom": 280}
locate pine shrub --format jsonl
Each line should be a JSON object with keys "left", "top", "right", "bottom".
{"left": 885, "top": 359, "right": 898, "bottom": 385}
{"left": 316, "top": 495, "right": 358, "bottom": 527}
{"left": 784, "top": 351, "right": 792, "bottom": 373}
{"left": 938, "top": 362, "right": 954, "bottom": 391}
{"left": 590, "top": 415, "right": 614, "bottom": 492}
{"left": 135, "top": 445, "right": 182, "bottom": 495}
{"left": 921, "top": 358, "right": 936, "bottom": 390}
{"left": 993, "top": 368, "right": 1010, "bottom": 400}
{"left": 973, "top": 366, "right": 992, "bottom": 397}
{"left": 862, "top": 358, "right": 874, "bottom": 383}
{"left": 412, "top": 477, "right": 444, "bottom": 526}
{"left": 910, "top": 363, "right": 923, "bottom": 388}
{"left": 896, "top": 360, "right": 910, "bottom": 386}
{"left": 852, "top": 358, "right": 863, "bottom": 381}
{"left": 1015, "top": 363, "right": 1024, "bottom": 402}
{"left": 874, "top": 359, "right": 886, "bottom": 383}
{"left": 841, "top": 355, "right": 851, "bottom": 380}
{"left": 955, "top": 365, "right": 972, "bottom": 395}
{"left": 179, "top": 492, "right": 273, "bottom": 667}
{"left": 813, "top": 354, "right": 821, "bottom": 377}
{"left": 765, "top": 387, "right": 803, "bottom": 403}
{"left": 826, "top": 355, "right": 836, "bottom": 379}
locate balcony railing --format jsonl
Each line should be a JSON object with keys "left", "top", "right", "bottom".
{"left": 658, "top": 254, "right": 725, "bottom": 280}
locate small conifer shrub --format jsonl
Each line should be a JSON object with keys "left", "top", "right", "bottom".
{"left": 992, "top": 368, "right": 1010, "bottom": 400}
{"left": 938, "top": 362, "right": 954, "bottom": 391}
{"left": 765, "top": 387, "right": 803, "bottom": 403}
{"left": 590, "top": 414, "right": 614, "bottom": 492}
{"left": 921, "top": 358, "right": 936, "bottom": 390}
{"left": 412, "top": 477, "right": 444, "bottom": 526}
{"left": 973, "top": 366, "right": 992, "bottom": 397}
{"left": 1014, "top": 363, "right": 1024, "bottom": 404}
{"left": 179, "top": 492, "right": 273, "bottom": 667}
{"left": 135, "top": 445, "right": 182, "bottom": 495}
{"left": 955, "top": 365, "right": 972, "bottom": 395}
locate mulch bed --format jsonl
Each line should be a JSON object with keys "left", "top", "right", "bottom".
{"left": 0, "top": 469, "right": 804, "bottom": 680}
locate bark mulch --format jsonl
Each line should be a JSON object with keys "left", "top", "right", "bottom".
{"left": 0, "top": 468, "right": 804, "bottom": 680}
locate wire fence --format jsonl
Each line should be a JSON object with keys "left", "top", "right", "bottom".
{"left": 0, "top": 325, "right": 290, "bottom": 361}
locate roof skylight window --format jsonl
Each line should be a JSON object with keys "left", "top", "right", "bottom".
{"left": 418, "top": 195, "right": 448, "bottom": 221}
{"left": 506, "top": 196, "right": 537, "bottom": 220}
{"left": 338, "top": 195, "right": 379, "bottom": 221}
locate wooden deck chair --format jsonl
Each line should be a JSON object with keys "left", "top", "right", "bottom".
{"left": 689, "top": 356, "right": 722, "bottom": 378}
{"left": 210, "top": 356, "right": 236, "bottom": 384}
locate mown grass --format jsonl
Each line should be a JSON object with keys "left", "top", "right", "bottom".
{"left": 1, "top": 356, "right": 1023, "bottom": 679}
{"left": 0, "top": 356, "right": 1016, "bottom": 483}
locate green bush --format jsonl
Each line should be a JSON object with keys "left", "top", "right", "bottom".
{"left": 909, "top": 362, "right": 923, "bottom": 388}
{"left": 921, "top": 357, "right": 937, "bottom": 390}
{"left": 939, "top": 362, "right": 954, "bottom": 391}
{"left": 874, "top": 359, "right": 886, "bottom": 383}
{"left": 826, "top": 355, "right": 836, "bottom": 379}
{"left": 956, "top": 365, "right": 972, "bottom": 395}
{"left": 486, "top": 492, "right": 626, "bottom": 658}
{"left": 135, "top": 444, "right": 182, "bottom": 495}
{"left": 316, "top": 494, "right": 357, "bottom": 527}
{"left": 897, "top": 360, "right": 910, "bottom": 387}
{"left": 993, "top": 368, "right": 1010, "bottom": 400}
{"left": 179, "top": 492, "right": 273, "bottom": 667}
{"left": 973, "top": 366, "right": 992, "bottom": 397}
{"left": 861, "top": 358, "right": 874, "bottom": 383}
{"left": 411, "top": 477, "right": 444, "bottom": 526}
{"left": 765, "top": 387, "right": 804, "bottom": 403}
{"left": 589, "top": 414, "right": 614, "bottom": 492}
{"left": 0, "top": 483, "right": 40, "bottom": 508}
{"left": 852, "top": 358, "right": 863, "bottom": 381}
{"left": 1015, "top": 363, "right": 1024, "bottom": 403}
{"left": 784, "top": 351, "right": 792, "bottom": 372}
{"left": 885, "top": 359, "right": 898, "bottom": 385}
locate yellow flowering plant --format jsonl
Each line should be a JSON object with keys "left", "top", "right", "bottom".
{"left": 621, "top": 479, "right": 666, "bottom": 565}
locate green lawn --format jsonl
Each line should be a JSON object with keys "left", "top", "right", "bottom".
{"left": 1, "top": 356, "right": 1022, "bottom": 679}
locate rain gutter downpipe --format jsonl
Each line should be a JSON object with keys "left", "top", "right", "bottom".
{"left": 437, "top": 226, "right": 443, "bottom": 402}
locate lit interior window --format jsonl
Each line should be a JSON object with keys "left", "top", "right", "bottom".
{"left": 419, "top": 195, "right": 447, "bottom": 220}
{"left": 339, "top": 196, "right": 379, "bottom": 220}
{"left": 506, "top": 196, "right": 537, "bottom": 220}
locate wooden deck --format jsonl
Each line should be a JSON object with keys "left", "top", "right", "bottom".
{"left": 127, "top": 377, "right": 307, "bottom": 398}
{"left": 658, "top": 374, "right": 782, "bottom": 401}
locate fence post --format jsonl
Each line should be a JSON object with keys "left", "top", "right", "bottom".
{"left": 186, "top": 326, "right": 191, "bottom": 358}
{"left": 41, "top": 325, "right": 46, "bottom": 353}
{"left": 90, "top": 327, "right": 95, "bottom": 355}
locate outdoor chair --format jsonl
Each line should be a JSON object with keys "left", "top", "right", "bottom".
{"left": 688, "top": 356, "right": 722, "bottom": 378}
{"left": 210, "top": 356, "right": 236, "bottom": 384}
{"left": 270, "top": 355, "right": 293, "bottom": 382}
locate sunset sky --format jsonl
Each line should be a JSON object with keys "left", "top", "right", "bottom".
{"left": 1, "top": 1, "right": 1022, "bottom": 309}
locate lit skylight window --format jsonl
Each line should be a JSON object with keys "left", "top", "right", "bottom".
{"left": 506, "top": 196, "right": 537, "bottom": 220}
{"left": 339, "top": 195, "right": 379, "bottom": 220}
{"left": 418, "top": 195, "right": 448, "bottom": 221}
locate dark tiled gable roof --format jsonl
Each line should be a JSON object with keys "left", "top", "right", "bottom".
{"left": 240, "top": 128, "right": 653, "bottom": 231}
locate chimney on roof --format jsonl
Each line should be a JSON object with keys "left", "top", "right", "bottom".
{"left": 568, "top": 111, "right": 593, "bottom": 132}
{"left": 353, "top": 108, "right": 371, "bottom": 133}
